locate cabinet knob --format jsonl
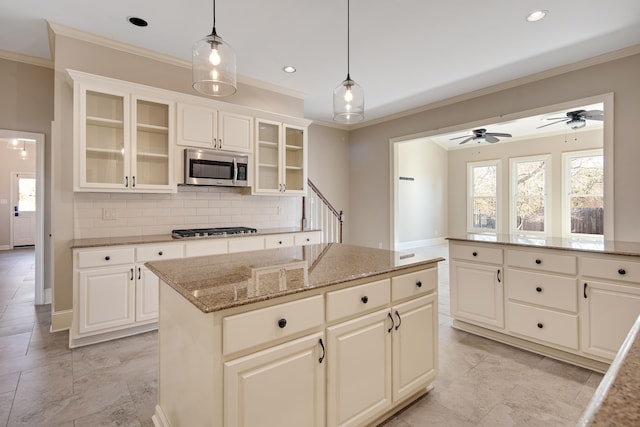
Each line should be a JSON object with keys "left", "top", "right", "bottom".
{"left": 105, "top": 256, "right": 111, "bottom": 261}
{"left": 537, "top": 322, "right": 544, "bottom": 329}
{"left": 535, "top": 259, "right": 542, "bottom": 265}
{"left": 306, "top": 238, "right": 310, "bottom": 242}
{"left": 158, "top": 251, "right": 163, "bottom": 256}
{"left": 277, "top": 318, "right": 287, "bottom": 328}
{"left": 618, "top": 268, "right": 627, "bottom": 275}
{"left": 472, "top": 251, "right": 478, "bottom": 257}
{"left": 278, "top": 241, "right": 282, "bottom": 245}
{"left": 361, "top": 296, "right": 369, "bottom": 304}
{"left": 416, "top": 280, "right": 422, "bottom": 288}
{"left": 536, "top": 286, "right": 542, "bottom": 293}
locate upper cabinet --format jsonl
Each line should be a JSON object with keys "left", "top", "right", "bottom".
{"left": 254, "top": 118, "right": 307, "bottom": 196}
{"left": 177, "top": 103, "right": 252, "bottom": 153}
{"left": 71, "top": 71, "right": 175, "bottom": 193}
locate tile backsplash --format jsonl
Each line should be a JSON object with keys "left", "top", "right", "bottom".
{"left": 74, "top": 186, "right": 302, "bottom": 239}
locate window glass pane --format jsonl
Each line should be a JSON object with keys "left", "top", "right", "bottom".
{"left": 471, "top": 165, "right": 496, "bottom": 230}
{"left": 515, "top": 160, "right": 545, "bottom": 232}
{"left": 569, "top": 155, "right": 603, "bottom": 235}
{"left": 18, "top": 177, "right": 36, "bottom": 212}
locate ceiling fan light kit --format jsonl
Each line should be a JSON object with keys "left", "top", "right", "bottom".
{"left": 333, "top": 0, "right": 364, "bottom": 123}
{"left": 192, "top": 0, "right": 237, "bottom": 97}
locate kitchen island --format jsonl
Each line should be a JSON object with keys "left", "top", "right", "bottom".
{"left": 145, "top": 243, "right": 443, "bottom": 427}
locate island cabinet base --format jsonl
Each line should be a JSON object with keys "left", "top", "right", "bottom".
{"left": 152, "top": 262, "right": 440, "bottom": 427}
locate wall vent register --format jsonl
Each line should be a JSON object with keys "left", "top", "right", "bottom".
{"left": 172, "top": 227, "right": 257, "bottom": 238}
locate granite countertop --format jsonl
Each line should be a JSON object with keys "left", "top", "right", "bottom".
{"left": 69, "top": 227, "right": 320, "bottom": 249}
{"left": 579, "top": 314, "right": 640, "bottom": 426}
{"left": 448, "top": 233, "right": 640, "bottom": 257}
{"left": 145, "top": 243, "right": 443, "bottom": 313}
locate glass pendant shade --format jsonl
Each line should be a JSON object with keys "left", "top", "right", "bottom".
{"left": 192, "top": 32, "right": 237, "bottom": 97}
{"left": 333, "top": 75, "right": 364, "bottom": 123}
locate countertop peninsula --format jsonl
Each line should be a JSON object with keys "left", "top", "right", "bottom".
{"left": 448, "top": 233, "right": 640, "bottom": 257}
{"left": 145, "top": 243, "right": 443, "bottom": 313}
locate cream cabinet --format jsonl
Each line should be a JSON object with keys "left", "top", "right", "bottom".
{"left": 450, "top": 242, "right": 504, "bottom": 329}
{"left": 177, "top": 103, "right": 253, "bottom": 153}
{"left": 70, "top": 70, "right": 175, "bottom": 192}
{"left": 254, "top": 118, "right": 307, "bottom": 195}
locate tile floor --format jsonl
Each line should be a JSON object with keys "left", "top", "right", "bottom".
{"left": 0, "top": 244, "right": 602, "bottom": 426}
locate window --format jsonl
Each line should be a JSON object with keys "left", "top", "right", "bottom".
{"left": 467, "top": 161, "right": 499, "bottom": 232}
{"left": 510, "top": 155, "right": 550, "bottom": 235}
{"left": 562, "top": 150, "right": 604, "bottom": 237}
{"left": 18, "top": 176, "right": 36, "bottom": 212}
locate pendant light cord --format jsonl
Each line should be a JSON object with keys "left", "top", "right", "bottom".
{"left": 211, "top": 0, "right": 217, "bottom": 36}
{"left": 346, "top": 0, "right": 351, "bottom": 80}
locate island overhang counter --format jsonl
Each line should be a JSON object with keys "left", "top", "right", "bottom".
{"left": 145, "top": 243, "right": 443, "bottom": 427}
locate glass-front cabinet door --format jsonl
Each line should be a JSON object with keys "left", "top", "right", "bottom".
{"left": 131, "top": 96, "right": 173, "bottom": 189}
{"left": 255, "top": 119, "right": 282, "bottom": 193}
{"left": 81, "top": 88, "right": 129, "bottom": 189}
{"left": 284, "top": 125, "right": 306, "bottom": 194}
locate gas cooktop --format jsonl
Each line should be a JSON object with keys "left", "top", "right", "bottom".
{"left": 172, "top": 227, "right": 258, "bottom": 238}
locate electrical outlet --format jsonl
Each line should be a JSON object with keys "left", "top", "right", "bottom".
{"left": 102, "top": 208, "right": 118, "bottom": 221}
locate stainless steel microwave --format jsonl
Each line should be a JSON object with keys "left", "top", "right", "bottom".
{"left": 184, "top": 148, "right": 250, "bottom": 187}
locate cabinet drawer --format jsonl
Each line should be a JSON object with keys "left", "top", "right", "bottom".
{"left": 581, "top": 256, "right": 640, "bottom": 284}
{"left": 184, "top": 239, "right": 228, "bottom": 257}
{"left": 326, "top": 279, "right": 390, "bottom": 323}
{"left": 450, "top": 243, "right": 502, "bottom": 264}
{"left": 294, "top": 232, "right": 322, "bottom": 246}
{"left": 507, "top": 269, "right": 577, "bottom": 312}
{"left": 136, "top": 244, "right": 183, "bottom": 262}
{"left": 228, "top": 236, "right": 265, "bottom": 253}
{"left": 77, "top": 247, "right": 134, "bottom": 268}
{"left": 265, "top": 234, "right": 294, "bottom": 249}
{"left": 223, "top": 295, "right": 324, "bottom": 355}
{"left": 392, "top": 268, "right": 437, "bottom": 302}
{"left": 507, "top": 249, "right": 576, "bottom": 275}
{"left": 507, "top": 301, "right": 578, "bottom": 350}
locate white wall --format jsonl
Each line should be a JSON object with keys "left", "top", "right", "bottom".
{"left": 395, "top": 139, "right": 447, "bottom": 248}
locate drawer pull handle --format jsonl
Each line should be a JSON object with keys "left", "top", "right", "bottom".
{"left": 125, "top": 176, "right": 129, "bottom": 188}
{"left": 535, "top": 259, "right": 542, "bottom": 265}
{"left": 536, "top": 287, "right": 542, "bottom": 293}
{"left": 158, "top": 251, "right": 163, "bottom": 256}
{"left": 361, "top": 296, "right": 369, "bottom": 304}
{"left": 537, "top": 322, "right": 544, "bottom": 329}
{"left": 130, "top": 268, "right": 134, "bottom": 281}
{"left": 584, "top": 282, "right": 588, "bottom": 299}
{"left": 416, "top": 280, "right": 422, "bottom": 288}
{"left": 318, "top": 338, "right": 325, "bottom": 364}
{"left": 277, "top": 318, "right": 287, "bottom": 328}
{"left": 395, "top": 310, "right": 402, "bottom": 331}
{"left": 138, "top": 267, "right": 141, "bottom": 280}
{"left": 105, "top": 256, "right": 111, "bottom": 261}
{"left": 472, "top": 251, "right": 478, "bottom": 257}
{"left": 618, "top": 268, "right": 627, "bottom": 275}
{"left": 306, "top": 238, "right": 310, "bottom": 242}
{"left": 387, "top": 312, "right": 394, "bottom": 333}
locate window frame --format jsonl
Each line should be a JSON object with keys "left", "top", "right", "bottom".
{"left": 467, "top": 159, "right": 500, "bottom": 234}
{"left": 561, "top": 149, "right": 604, "bottom": 239}
{"left": 509, "top": 154, "right": 552, "bottom": 236}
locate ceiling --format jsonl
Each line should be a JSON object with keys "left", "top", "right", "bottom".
{"left": 0, "top": 1, "right": 639, "bottom": 126}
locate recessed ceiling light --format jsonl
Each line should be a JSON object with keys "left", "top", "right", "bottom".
{"left": 282, "top": 65, "right": 296, "bottom": 73}
{"left": 128, "top": 17, "right": 148, "bottom": 27}
{"left": 526, "top": 10, "right": 548, "bottom": 22}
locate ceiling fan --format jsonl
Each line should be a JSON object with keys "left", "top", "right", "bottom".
{"left": 537, "top": 109, "right": 604, "bottom": 129}
{"left": 450, "top": 128, "right": 513, "bottom": 145}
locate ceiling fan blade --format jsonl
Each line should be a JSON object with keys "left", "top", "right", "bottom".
{"left": 485, "top": 135, "right": 499, "bottom": 143}
{"left": 458, "top": 137, "right": 473, "bottom": 145}
{"left": 536, "top": 119, "right": 567, "bottom": 129}
{"left": 486, "top": 132, "right": 512, "bottom": 138}
{"left": 544, "top": 116, "right": 567, "bottom": 121}
{"left": 586, "top": 114, "right": 604, "bottom": 121}
{"left": 450, "top": 135, "right": 472, "bottom": 140}
{"left": 584, "top": 110, "right": 603, "bottom": 116}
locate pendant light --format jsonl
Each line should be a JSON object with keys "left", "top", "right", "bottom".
{"left": 192, "top": 0, "right": 237, "bottom": 97}
{"left": 333, "top": 0, "right": 364, "bottom": 123}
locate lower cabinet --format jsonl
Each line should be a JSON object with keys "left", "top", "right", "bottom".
{"left": 224, "top": 332, "right": 326, "bottom": 427}
{"left": 135, "top": 265, "right": 160, "bottom": 323}
{"left": 450, "top": 260, "right": 504, "bottom": 328}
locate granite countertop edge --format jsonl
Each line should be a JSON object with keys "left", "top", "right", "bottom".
{"left": 70, "top": 227, "right": 321, "bottom": 249}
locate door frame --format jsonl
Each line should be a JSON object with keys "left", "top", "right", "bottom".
{"left": 1, "top": 129, "right": 46, "bottom": 305}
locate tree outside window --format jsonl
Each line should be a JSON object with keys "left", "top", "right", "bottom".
{"left": 512, "top": 157, "right": 549, "bottom": 234}
{"left": 565, "top": 151, "right": 603, "bottom": 236}
{"left": 468, "top": 162, "right": 498, "bottom": 232}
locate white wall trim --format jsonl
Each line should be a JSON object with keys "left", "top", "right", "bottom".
{"left": 50, "top": 309, "right": 73, "bottom": 332}
{"left": 0, "top": 245, "right": 11, "bottom": 250}
{"left": 44, "top": 288, "right": 52, "bottom": 305}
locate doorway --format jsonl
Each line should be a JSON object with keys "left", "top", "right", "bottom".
{"left": 0, "top": 129, "right": 46, "bottom": 305}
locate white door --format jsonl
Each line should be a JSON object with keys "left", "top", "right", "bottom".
{"left": 12, "top": 173, "right": 36, "bottom": 246}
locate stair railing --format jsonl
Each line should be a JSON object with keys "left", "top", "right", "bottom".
{"left": 302, "top": 179, "right": 343, "bottom": 243}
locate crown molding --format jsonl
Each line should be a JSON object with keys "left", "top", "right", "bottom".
{"left": 46, "top": 21, "right": 306, "bottom": 99}
{"left": 350, "top": 44, "right": 640, "bottom": 130}
{"left": 0, "top": 49, "right": 53, "bottom": 69}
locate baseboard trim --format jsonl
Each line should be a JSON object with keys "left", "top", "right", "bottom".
{"left": 451, "top": 319, "right": 610, "bottom": 373}
{"left": 69, "top": 322, "right": 158, "bottom": 348}
{"left": 44, "top": 288, "right": 52, "bottom": 304}
{"left": 50, "top": 309, "right": 73, "bottom": 332}
{"left": 0, "top": 245, "right": 12, "bottom": 251}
